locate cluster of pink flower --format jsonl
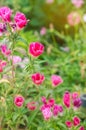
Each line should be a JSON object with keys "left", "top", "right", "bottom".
{"left": 66, "top": 117, "right": 84, "bottom": 130}
{"left": 40, "top": 97, "right": 63, "bottom": 120}
{"left": 0, "top": 6, "right": 28, "bottom": 35}
{"left": 71, "top": 0, "right": 84, "bottom": 8}
{"left": 63, "top": 91, "right": 82, "bottom": 109}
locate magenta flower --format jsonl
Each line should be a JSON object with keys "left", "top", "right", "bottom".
{"left": 41, "top": 96, "right": 47, "bottom": 104}
{"left": 0, "top": 60, "right": 7, "bottom": 72}
{"left": 71, "top": 0, "right": 84, "bottom": 8}
{"left": 14, "top": 95, "right": 24, "bottom": 107}
{"left": 0, "top": 6, "right": 12, "bottom": 22}
{"left": 73, "top": 98, "right": 82, "bottom": 108}
{"left": 73, "top": 116, "right": 80, "bottom": 126}
{"left": 51, "top": 75, "right": 63, "bottom": 87}
{"left": 14, "top": 12, "right": 28, "bottom": 29}
{"left": 65, "top": 121, "right": 72, "bottom": 128}
{"left": 31, "top": 73, "right": 45, "bottom": 85}
{"left": 0, "top": 44, "right": 11, "bottom": 57}
{"left": 72, "top": 92, "right": 79, "bottom": 100}
{"left": 48, "top": 98, "right": 55, "bottom": 107}
{"left": 40, "top": 27, "right": 46, "bottom": 35}
{"left": 63, "top": 91, "right": 71, "bottom": 108}
{"left": 29, "top": 42, "right": 44, "bottom": 57}
{"left": 41, "top": 105, "right": 52, "bottom": 120}
{"left": 67, "top": 12, "right": 81, "bottom": 26}
{"left": 0, "top": 23, "right": 7, "bottom": 36}
{"left": 53, "top": 104, "right": 59, "bottom": 116}
{"left": 27, "top": 102, "right": 36, "bottom": 111}
{"left": 79, "top": 126, "right": 85, "bottom": 130}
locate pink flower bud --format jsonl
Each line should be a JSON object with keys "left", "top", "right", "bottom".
{"left": 29, "top": 42, "right": 44, "bottom": 57}
{"left": 40, "top": 27, "right": 46, "bottom": 35}
{"left": 0, "top": 60, "right": 7, "bottom": 72}
{"left": 53, "top": 104, "right": 59, "bottom": 116}
{"left": 73, "top": 116, "right": 80, "bottom": 126}
{"left": 14, "top": 12, "right": 28, "bottom": 29}
{"left": 67, "top": 12, "right": 81, "bottom": 26}
{"left": 31, "top": 73, "right": 45, "bottom": 85}
{"left": 65, "top": 121, "right": 72, "bottom": 128}
{"left": 41, "top": 96, "right": 47, "bottom": 104}
{"left": 63, "top": 91, "right": 71, "bottom": 108}
{"left": 72, "top": 92, "right": 79, "bottom": 100}
{"left": 51, "top": 75, "right": 63, "bottom": 87}
{"left": 0, "top": 6, "right": 12, "bottom": 22}
{"left": 14, "top": 95, "right": 24, "bottom": 107}
{"left": 47, "top": 98, "right": 55, "bottom": 107}
{"left": 27, "top": 102, "right": 36, "bottom": 111}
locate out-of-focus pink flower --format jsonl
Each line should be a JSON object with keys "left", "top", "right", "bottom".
{"left": 67, "top": 12, "right": 81, "bottom": 26}
{"left": 31, "top": 73, "right": 45, "bottom": 85}
{"left": 48, "top": 98, "right": 55, "bottom": 107}
{"left": 41, "top": 96, "right": 47, "bottom": 104}
{"left": 0, "top": 23, "right": 7, "bottom": 36}
{"left": 79, "top": 126, "right": 85, "bottom": 130}
{"left": 53, "top": 104, "right": 59, "bottom": 116}
{"left": 71, "top": 0, "right": 84, "bottom": 8}
{"left": 72, "top": 92, "right": 79, "bottom": 100}
{"left": 0, "top": 6, "right": 12, "bottom": 22}
{"left": 41, "top": 105, "right": 52, "bottom": 120}
{"left": 0, "top": 60, "right": 7, "bottom": 72}
{"left": 40, "top": 27, "right": 46, "bottom": 35}
{"left": 14, "top": 95, "right": 24, "bottom": 107}
{"left": 63, "top": 91, "right": 71, "bottom": 108}
{"left": 73, "top": 116, "right": 80, "bottom": 126}
{"left": 0, "top": 44, "right": 11, "bottom": 57}
{"left": 65, "top": 121, "right": 72, "bottom": 128}
{"left": 8, "top": 56, "right": 22, "bottom": 64}
{"left": 73, "top": 98, "right": 82, "bottom": 108}
{"left": 46, "top": 0, "right": 54, "bottom": 4}
{"left": 29, "top": 42, "right": 44, "bottom": 57}
{"left": 14, "top": 12, "right": 28, "bottom": 29}
{"left": 27, "top": 102, "right": 36, "bottom": 111}
{"left": 51, "top": 75, "right": 63, "bottom": 87}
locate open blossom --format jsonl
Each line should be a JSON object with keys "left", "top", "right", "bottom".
{"left": 14, "top": 95, "right": 24, "bottom": 107}
{"left": 27, "top": 102, "right": 36, "bottom": 111}
{"left": 51, "top": 75, "right": 63, "bottom": 87}
{"left": 0, "top": 60, "right": 7, "bottom": 72}
{"left": 53, "top": 104, "right": 59, "bottom": 116}
{"left": 65, "top": 121, "right": 72, "bottom": 128}
{"left": 14, "top": 12, "right": 28, "bottom": 29}
{"left": 0, "top": 44, "right": 11, "bottom": 57}
{"left": 41, "top": 105, "right": 52, "bottom": 120}
{"left": 47, "top": 98, "right": 55, "bottom": 107}
{"left": 29, "top": 42, "right": 44, "bottom": 57}
{"left": 0, "top": 6, "right": 12, "bottom": 22}
{"left": 71, "top": 0, "right": 84, "bottom": 8}
{"left": 63, "top": 91, "right": 71, "bottom": 108}
{"left": 79, "top": 126, "right": 85, "bottom": 130}
{"left": 40, "top": 27, "right": 46, "bottom": 35}
{"left": 73, "top": 116, "right": 80, "bottom": 126}
{"left": 67, "top": 12, "right": 81, "bottom": 26}
{"left": 31, "top": 73, "right": 45, "bottom": 85}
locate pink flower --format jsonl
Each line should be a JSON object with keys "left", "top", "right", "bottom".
{"left": 31, "top": 73, "right": 45, "bottom": 85}
{"left": 53, "top": 104, "right": 59, "bottom": 116}
{"left": 71, "top": 0, "right": 84, "bottom": 8}
{"left": 0, "top": 6, "right": 12, "bottom": 22}
{"left": 0, "top": 44, "right": 11, "bottom": 57}
{"left": 40, "top": 27, "right": 46, "bottom": 35}
{"left": 41, "top": 105, "right": 52, "bottom": 120}
{"left": 29, "top": 42, "right": 44, "bottom": 57}
{"left": 8, "top": 56, "right": 22, "bottom": 64}
{"left": 0, "top": 23, "right": 7, "bottom": 36}
{"left": 14, "top": 12, "right": 28, "bottom": 29}
{"left": 72, "top": 92, "right": 79, "bottom": 100}
{"left": 14, "top": 95, "right": 24, "bottom": 107}
{"left": 41, "top": 96, "right": 47, "bottom": 104}
{"left": 63, "top": 91, "right": 71, "bottom": 108}
{"left": 47, "top": 98, "right": 55, "bottom": 107}
{"left": 65, "top": 121, "right": 72, "bottom": 128}
{"left": 46, "top": 0, "right": 54, "bottom": 4}
{"left": 51, "top": 75, "right": 63, "bottom": 87}
{"left": 67, "top": 12, "right": 81, "bottom": 26}
{"left": 0, "top": 60, "right": 7, "bottom": 72}
{"left": 27, "top": 102, "right": 36, "bottom": 111}
{"left": 79, "top": 126, "right": 85, "bottom": 130}
{"left": 73, "top": 98, "right": 82, "bottom": 108}
{"left": 73, "top": 116, "right": 80, "bottom": 126}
